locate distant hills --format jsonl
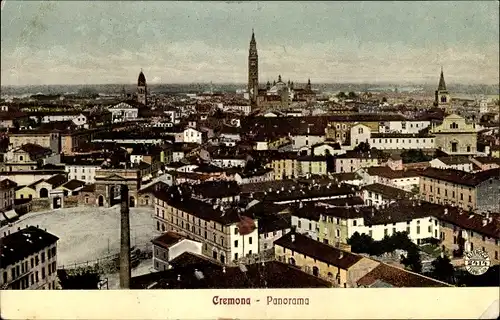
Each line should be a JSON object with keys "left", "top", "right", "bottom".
{"left": 1, "top": 83, "right": 498, "bottom": 96}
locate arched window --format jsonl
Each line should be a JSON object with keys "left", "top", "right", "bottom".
{"left": 313, "top": 266, "right": 319, "bottom": 276}
{"left": 39, "top": 188, "right": 48, "bottom": 198}
{"left": 358, "top": 127, "right": 364, "bottom": 134}
{"left": 289, "top": 257, "right": 296, "bottom": 266}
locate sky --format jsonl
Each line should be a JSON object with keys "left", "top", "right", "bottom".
{"left": 1, "top": 1, "right": 499, "bottom": 86}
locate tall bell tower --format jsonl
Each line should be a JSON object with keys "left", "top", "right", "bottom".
{"left": 248, "top": 29, "right": 259, "bottom": 106}
{"left": 434, "top": 67, "right": 450, "bottom": 111}
{"left": 137, "top": 69, "right": 147, "bottom": 106}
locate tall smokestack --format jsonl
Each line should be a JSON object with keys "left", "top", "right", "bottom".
{"left": 120, "top": 184, "right": 131, "bottom": 289}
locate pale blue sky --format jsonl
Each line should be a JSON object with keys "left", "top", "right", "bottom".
{"left": 1, "top": 1, "right": 498, "bottom": 85}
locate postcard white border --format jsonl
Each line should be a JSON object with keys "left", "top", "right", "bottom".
{"left": 1, "top": 288, "right": 499, "bottom": 319}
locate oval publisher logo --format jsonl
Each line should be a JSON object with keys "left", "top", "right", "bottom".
{"left": 464, "top": 249, "right": 491, "bottom": 276}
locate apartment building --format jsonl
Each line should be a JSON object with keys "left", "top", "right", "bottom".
{"left": 297, "top": 155, "right": 328, "bottom": 177}
{"left": 360, "top": 183, "right": 413, "bottom": 207}
{"left": 151, "top": 232, "right": 203, "bottom": 271}
{"left": 419, "top": 167, "right": 500, "bottom": 213}
{"left": 317, "top": 201, "right": 441, "bottom": 245}
{"left": 335, "top": 150, "right": 402, "bottom": 173}
{"left": 274, "top": 232, "right": 379, "bottom": 288}
{"left": 153, "top": 191, "right": 259, "bottom": 266}
{"left": 356, "top": 166, "right": 420, "bottom": 192}
{"left": 0, "top": 226, "right": 59, "bottom": 290}
{"left": 437, "top": 208, "right": 499, "bottom": 265}
{"left": 0, "top": 179, "right": 17, "bottom": 212}
{"left": 429, "top": 156, "right": 474, "bottom": 172}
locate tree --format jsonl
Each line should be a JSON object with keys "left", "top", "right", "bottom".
{"left": 400, "top": 149, "right": 432, "bottom": 163}
{"left": 347, "top": 91, "right": 357, "bottom": 99}
{"left": 347, "top": 232, "right": 375, "bottom": 254}
{"left": 382, "top": 97, "right": 388, "bottom": 103}
{"left": 401, "top": 246, "right": 422, "bottom": 273}
{"left": 324, "top": 149, "right": 335, "bottom": 172}
{"left": 354, "top": 142, "right": 371, "bottom": 153}
{"left": 430, "top": 255, "right": 455, "bottom": 284}
{"left": 336, "top": 92, "right": 347, "bottom": 100}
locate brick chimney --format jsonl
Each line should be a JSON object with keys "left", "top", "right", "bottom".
{"left": 119, "top": 184, "right": 131, "bottom": 289}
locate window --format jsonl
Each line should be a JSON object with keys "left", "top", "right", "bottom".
{"left": 417, "top": 226, "right": 420, "bottom": 234}
{"left": 42, "top": 267, "right": 46, "bottom": 279}
{"left": 204, "top": 231, "right": 207, "bottom": 239}
{"left": 406, "top": 226, "right": 410, "bottom": 234}
{"left": 384, "top": 229, "right": 388, "bottom": 236}
{"left": 468, "top": 195, "right": 472, "bottom": 202}
{"left": 249, "top": 237, "right": 252, "bottom": 245}
{"left": 234, "top": 240, "right": 238, "bottom": 248}
{"left": 35, "top": 271, "right": 39, "bottom": 283}
{"left": 35, "top": 256, "right": 39, "bottom": 266}
{"left": 495, "top": 251, "right": 498, "bottom": 260}
{"left": 298, "top": 221, "right": 301, "bottom": 228}
{"left": 234, "top": 253, "right": 238, "bottom": 260}
{"left": 234, "top": 228, "right": 238, "bottom": 235}
{"left": 353, "top": 220, "right": 357, "bottom": 226}
{"left": 30, "top": 258, "right": 34, "bottom": 268}
{"left": 428, "top": 226, "right": 431, "bottom": 233}
{"left": 369, "top": 230, "right": 373, "bottom": 237}
{"left": 309, "top": 223, "right": 312, "bottom": 230}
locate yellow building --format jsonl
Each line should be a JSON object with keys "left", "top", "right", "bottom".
{"left": 437, "top": 208, "right": 499, "bottom": 265}
{"left": 274, "top": 232, "right": 379, "bottom": 287}
{"left": 419, "top": 167, "right": 500, "bottom": 213}
{"left": 15, "top": 185, "right": 36, "bottom": 200}
{"left": 266, "top": 152, "right": 299, "bottom": 180}
{"left": 297, "top": 155, "right": 328, "bottom": 177}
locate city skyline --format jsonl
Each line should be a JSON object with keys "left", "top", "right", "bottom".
{"left": 1, "top": 1, "right": 499, "bottom": 86}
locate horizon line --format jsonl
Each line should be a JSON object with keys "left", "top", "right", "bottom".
{"left": 1, "top": 81, "right": 499, "bottom": 87}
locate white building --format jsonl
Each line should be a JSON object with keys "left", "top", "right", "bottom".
{"left": 175, "top": 127, "right": 203, "bottom": 144}
{"left": 429, "top": 156, "right": 473, "bottom": 172}
{"left": 210, "top": 157, "right": 247, "bottom": 169}
{"left": 349, "top": 209, "right": 440, "bottom": 245}
{"left": 379, "top": 120, "right": 431, "bottom": 134}
{"left": 151, "top": 232, "right": 203, "bottom": 271}
{"left": 360, "top": 183, "right": 413, "bottom": 207}
{"left": 350, "top": 123, "right": 435, "bottom": 150}
{"left": 220, "top": 104, "right": 252, "bottom": 115}
{"left": 290, "top": 203, "right": 320, "bottom": 240}
{"left": 41, "top": 112, "right": 87, "bottom": 126}
{"left": 107, "top": 102, "right": 139, "bottom": 122}
{"left": 356, "top": 167, "right": 420, "bottom": 192}
{"left": 64, "top": 162, "right": 100, "bottom": 184}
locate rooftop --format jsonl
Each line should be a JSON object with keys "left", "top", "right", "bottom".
{"left": 419, "top": 167, "right": 500, "bottom": 187}
{"left": 362, "top": 183, "right": 412, "bottom": 200}
{"left": 151, "top": 232, "right": 186, "bottom": 249}
{"left": 357, "top": 263, "right": 450, "bottom": 287}
{"left": 130, "top": 254, "right": 331, "bottom": 289}
{"left": 0, "top": 226, "right": 59, "bottom": 269}
{"left": 274, "top": 232, "right": 362, "bottom": 270}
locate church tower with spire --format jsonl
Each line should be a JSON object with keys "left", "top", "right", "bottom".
{"left": 434, "top": 67, "right": 450, "bottom": 110}
{"left": 248, "top": 29, "right": 259, "bottom": 106}
{"left": 137, "top": 69, "right": 147, "bottom": 106}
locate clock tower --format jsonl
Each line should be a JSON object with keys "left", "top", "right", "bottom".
{"left": 248, "top": 29, "right": 259, "bottom": 106}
